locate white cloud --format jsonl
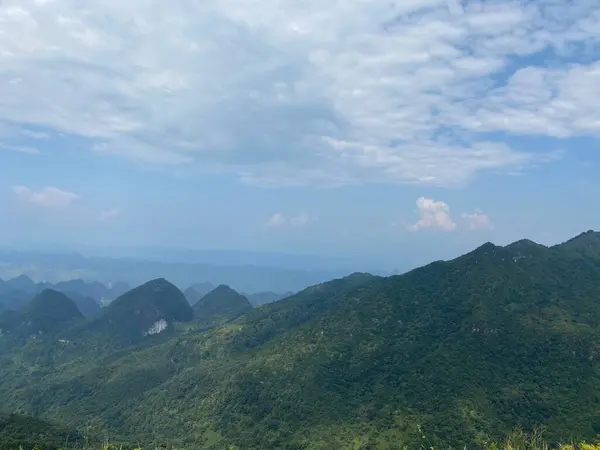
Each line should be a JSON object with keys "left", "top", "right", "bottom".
{"left": 0, "top": 143, "right": 39, "bottom": 154}
{"left": 409, "top": 197, "right": 457, "bottom": 232}
{"left": 264, "top": 212, "right": 314, "bottom": 228}
{"left": 461, "top": 211, "right": 494, "bottom": 230}
{"left": 289, "top": 212, "right": 313, "bottom": 227}
{"left": 12, "top": 185, "right": 79, "bottom": 208}
{"left": 1, "top": 0, "right": 599, "bottom": 185}
{"left": 100, "top": 209, "right": 120, "bottom": 220}
{"left": 264, "top": 213, "right": 286, "bottom": 228}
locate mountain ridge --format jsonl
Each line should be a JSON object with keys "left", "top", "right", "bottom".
{"left": 1, "top": 231, "right": 600, "bottom": 448}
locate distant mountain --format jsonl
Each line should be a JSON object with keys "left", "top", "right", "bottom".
{"left": 3, "top": 274, "right": 37, "bottom": 295}
{"left": 245, "top": 290, "right": 294, "bottom": 306}
{"left": 85, "top": 278, "right": 193, "bottom": 345}
{"left": 183, "top": 286, "right": 200, "bottom": 305}
{"left": 193, "top": 284, "right": 252, "bottom": 327}
{"left": 54, "top": 279, "right": 108, "bottom": 300}
{"left": 0, "top": 249, "right": 353, "bottom": 293}
{"left": 62, "top": 291, "right": 101, "bottom": 317}
{"left": 0, "top": 289, "right": 83, "bottom": 338}
{"left": 189, "top": 282, "right": 215, "bottom": 296}
{"left": 183, "top": 282, "right": 217, "bottom": 305}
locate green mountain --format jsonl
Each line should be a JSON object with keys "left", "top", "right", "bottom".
{"left": 553, "top": 229, "right": 600, "bottom": 258}
{"left": 193, "top": 284, "right": 253, "bottom": 327}
{"left": 2, "top": 234, "right": 600, "bottom": 448}
{"left": 0, "top": 289, "right": 83, "bottom": 338}
{"left": 82, "top": 278, "right": 193, "bottom": 347}
{"left": 65, "top": 292, "right": 102, "bottom": 317}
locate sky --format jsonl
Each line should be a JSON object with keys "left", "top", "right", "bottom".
{"left": 0, "top": 0, "right": 599, "bottom": 271}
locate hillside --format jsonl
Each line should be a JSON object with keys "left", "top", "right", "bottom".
{"left": 1, "top": 233, "right": 600, "bottom": 448}
{"left": 193, "top": 284, "right": 253, "bottom": 327}
{"left": 0, "top": 413, "right": 84, "bottom": 450}
{"left": 0, "top": 289, "right": 83, "bottom": 338}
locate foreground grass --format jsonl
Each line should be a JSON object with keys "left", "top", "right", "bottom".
{"left": 5, "top": 430, "right": 600, "bottom": 450}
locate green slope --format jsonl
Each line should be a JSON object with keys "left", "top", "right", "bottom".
{"left": 2, "top": 234, "right": 600, "bottom": 448}
{"left": 192, "top": 284, "right": 253, "bottom": 327}
{"left": 0, "top": 413, "right": 84, "bottom": 450}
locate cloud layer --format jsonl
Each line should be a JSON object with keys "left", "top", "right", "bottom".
{"left": 264, "top": 212, "right": 314, "bottom": 228}
{"left": 1, "top": 0, "right": 599, "bottom": 186}
{"left": 12, "top": 186, "right": 79, "bottom": 208}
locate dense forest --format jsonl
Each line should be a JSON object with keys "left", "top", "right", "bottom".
{"left": 2, "top": 231, "right": 600, "bottom": 449}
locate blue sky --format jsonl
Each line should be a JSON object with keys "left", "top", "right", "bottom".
{"left": 0, "top": 0, "right": 599, "bottom": 270}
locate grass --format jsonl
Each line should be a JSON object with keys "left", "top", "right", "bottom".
{"left": 5, "top": 430, "right": 600, "bottom": 450}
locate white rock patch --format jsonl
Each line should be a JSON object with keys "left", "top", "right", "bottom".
{"left": 146, "top": 318, "right": 168, "bottom": 336}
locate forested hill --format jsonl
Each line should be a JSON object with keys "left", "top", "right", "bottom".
{"left": 1, "top": 232, "right": 600, "bottom": 449}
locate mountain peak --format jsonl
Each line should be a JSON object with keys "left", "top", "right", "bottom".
{"left": 0, "top": 289, "right": 82, "bottom": 337}
{"left": 505, "top": 238, "right": 548, "bottom": 255}
{"left": 87, "top": 278, "right": 193, "bottom": 345}
{"left": 466, "top": 241, "right": 499, "bottom": 257}
{"left": 554, "top": 230, "right": 600, "bottom": 257}
{"left": 193, "top": 284, "right": 252, "bottom": 327}
{"left": 6, "top": 274, "right": 37, "bottom": 293}
{"left": 212, "top": 284, "right": 238, "bottom": 294}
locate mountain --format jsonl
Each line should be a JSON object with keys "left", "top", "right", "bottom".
{"left": 0, "top": 249, "right": 353, "bottom": 293}
{"left": 192, "top": 284, "right": 253, "bottom": 327}
{"left": 83, "top": 278, "right": 193, "bottom": 346}
{"left": 2, "top": 234, "right": 600, "bottom": 448}
{"left": 54, "top": 279, "right": 107, "bottom": 301}
{"left": 245, "top": 290, "right": 294, "bottom": 306}
{"left": 52, "top": 278, "right": 130, "bottom": 306}
{"left": 0, "top": 277, "right": 126, "bottom": 315}
{"left": 554, "top": 230, "right": 600, "bottom": 258}
{"left": 3, "top": 275, "right": 37, "bottom": 295}
{"left": 183, "top": 282, "right": 216, "bottom": 305}
{"left": 183, "top": 286, "right": 201, "bottom": 305}
{"left": 0, "top": 289, "right": 83, "bottom": 338}
{"left": 63, "top": 292, "right": 101, "bottom": 317}
{"left": 189, "top": 281, "right": 215, "bottom": 296}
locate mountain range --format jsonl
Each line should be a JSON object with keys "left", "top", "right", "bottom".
{"left": 0, "top": 248, "right": 361, "bottom": 293}
{"left": 1, "top": 231, "right": 600, "bottom": 448}
{"left": 0, "top": 275, "right": 292, "bottom": 319}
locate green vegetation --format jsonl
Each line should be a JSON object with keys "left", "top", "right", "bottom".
{"left": 2, "top": 233, "right": 600, "bottom": 449}
{"left": 192, "top": 285, "right": 252, "bottom": 327}
{"left": 0, "top": 413, "right": 83, "bottom": 450}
